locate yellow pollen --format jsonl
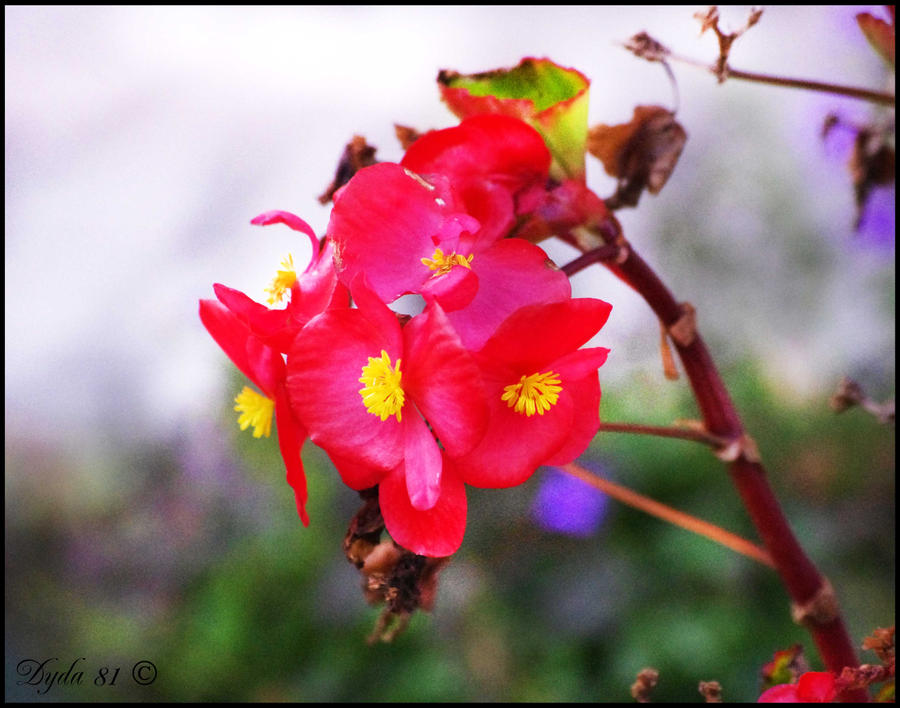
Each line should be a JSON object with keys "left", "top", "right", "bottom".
{"left": 421, "top": 247, "right": 474, "bottom": 277}
{"left": 501, "top": 371, "right": 563, "bottom": 417}
{"left": 359, "top": 350, "right": 405, "bottom": 422}
{"left": 234, "top": 386, "right": 275, "bottom": 438}
{"left": 264, "top": 253, "right": 297, "bottom": 305}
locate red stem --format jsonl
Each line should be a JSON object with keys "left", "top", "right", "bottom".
{"left": 584, "top": 216, "right": 868, "bottom": 701}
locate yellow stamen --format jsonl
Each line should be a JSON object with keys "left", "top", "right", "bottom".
{"left": 234, "top": 386, "right": 275, "bottom": 438}
{"left": 501, "top": 371, "right": 562, "bottom": 417}
{"left": 359, "top": 350, "right": 405, "bottom": 422}
{"left": 264, "top": 253, "right": 297, "bottom": 305}
{"left": 421, "top": 247, "right": 474, "bottom": 277}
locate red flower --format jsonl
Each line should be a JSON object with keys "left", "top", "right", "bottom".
{"left": 327, "top": 158, "right": 573, "bottom": 353}
{"left": 401, "top": 114, "right": 552, "bottom": 245}
{"left": 199, "top": 211, "right": 345, "bottom": 526}
{"left": 199, "top": 298, "right": 310, "bottom": 525}
{"left": 328, "top": 162, "right": 480, "bottom": 305}
{"left": 285, "top": 277, "right": 489, "bottom": 556}
{"left": 758, "top": 671, "right": 838, "bottom": 703}
{"left": 457, "top": 298, "right": 612, "bottom": 489}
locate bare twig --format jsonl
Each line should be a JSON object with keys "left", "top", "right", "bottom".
{"left": 622, "top": 29, "right": 895, "bottom": 106}
{"left": 562, "top": 462, "right": 776, "bottom": 569}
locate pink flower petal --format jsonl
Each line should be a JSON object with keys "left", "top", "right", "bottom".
{"left": 476, "top": 297, "right": 611, "bottom": 371}
{"left": 328, "top": 163, "right": 475, "bottom": 303}
{"left": 401, "top": 411, "right": 443, "bottom": 511}
{"left": 402, "top": 302, "right": 488, "bottom": 458}
{"left": 379, "top": 460, "right": 467, "bottom": 557}
{"left": 796, "top": 672, "right": 837, "bottom": 702}
{"left": 401, "top": 114, "right": 551, "bottom": 196}
{"left": 446, "top": 238, "right": 572, "bottom": 352}
{"left": 198, "top": 298, "right": 284, "bottom": 397}
{"left": 540, "top": 373, "right": 601, "bottom": 466}
{"left": 457, "top": 373, "right": 576, "bottom": 488}
{"left": 274, "top": 384, "right": 309, "bottom": 526}
{"left": 287, "top": 307, "right": 404, "bottom": 470}
{"left": 326, "top": 450, "right": 388, "bottom": 491}
{"left": 758, "top": 684, "right": 802, "bottom": 703}
{"left": 212, "top": 283, "right": 297, "bottom": 353}
{"left": 418, "top": 262, "right": 479, "bottom": 312}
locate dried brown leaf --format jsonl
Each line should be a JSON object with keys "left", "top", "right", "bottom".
{"left": 318, "top": 135, "right": 378, "bottom": 205}
{"left": 587, "top": 105, "right": 687, "bottom": 209}
{"left": 857, "top": 11, "right": 896, "bottom": 66}
{"left": 394, "top": 123, "right": 422, "bottom": 151}
{"left": 694, "top": 6, "right": 720, "bottom": 35}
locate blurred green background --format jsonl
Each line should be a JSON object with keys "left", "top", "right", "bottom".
{"left": 6, "top": 363, "right": 894, "bottom": 701}
{"left": 6, "top": 6, "right": 894, "bottom": 703}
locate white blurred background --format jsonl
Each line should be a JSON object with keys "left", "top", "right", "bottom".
{"left": 6, "top": 4, "right": 893, "bottom": 466}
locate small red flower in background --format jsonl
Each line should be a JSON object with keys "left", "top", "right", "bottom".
{"left": 758, "top": 671, "right": 838, "bottom": 703}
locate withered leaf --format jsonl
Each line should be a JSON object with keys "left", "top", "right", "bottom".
{"left": 394, "top": 123, "right": 423, "bottom": 151}
{"left": 587, "top": 105, "right": 687, "bottom": 209}
{"left": 849, "top": 127, "right": 895, "bottom": 230}
{"left": 318, "top": 135, "right": 378, "bottom": 205}
{"left": 856, "top": 10, "right": 895, "bottom": 66}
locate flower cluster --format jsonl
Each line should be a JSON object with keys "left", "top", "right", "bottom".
{"left": 200, "top": 113, "right": 612, "bottom": 557}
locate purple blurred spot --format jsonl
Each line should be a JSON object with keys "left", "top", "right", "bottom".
{"left": 531, "top": 464, "right": 610, "bottom": 537}
{"left": 856, "top": 185, "right": 895, "bottom": 249}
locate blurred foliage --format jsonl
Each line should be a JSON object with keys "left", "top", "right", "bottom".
{"left": 6, "top": 360, "right": 893, "bottom": 702}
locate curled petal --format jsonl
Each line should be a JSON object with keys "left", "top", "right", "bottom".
{"left": 251, "top": 209, "right": 319, "bottom": 261}
{"left": 212, "top": 283, "right": 297, "bottom": 353}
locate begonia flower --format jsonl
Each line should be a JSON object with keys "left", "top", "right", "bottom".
{"left": 199, "top": 210, "right": 344, "bottom": 526}
{"left": 286, "top": 277, "right": 489, "bottom": 556}
{"left": 328, "top": 158, "right": 571, "bottom": 351}
{"left": 456, "top": 297, "right": 612, "bottom": 489}
{"left": 199, "top": 298, "right": 309, "bottom": 525}
{"left": 328, "top": 162, "right": 481, "bottom": 306}
{"left": 211, "top": 211, "right": 347, "bottom": 354}
{"left": 401, "top": 114, "right": 552, "bottom": 246}
{"left": 328, "top": 160, "right": 573, "bottom": 350}
{"left": 758, "top": 671, "right": 837, "bottom": 703}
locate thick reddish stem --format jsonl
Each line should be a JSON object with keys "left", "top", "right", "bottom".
{"left": 584, "top": 216, "right": 868, "bottom": 701}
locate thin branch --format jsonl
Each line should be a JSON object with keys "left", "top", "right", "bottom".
{"left": 623, "top": 32, "right": 895, "bottom": 106}
{"left": 561, "top": 462, "right": 776, "bottom": 569}
{"left": 598, "top": 420, "right": 729, "bottom": 448}
{"left": 721, "top": 65, "right": 895, "bottom": 106}
{"left": 561, "top": 244, "right": 623, "bottom": 277}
